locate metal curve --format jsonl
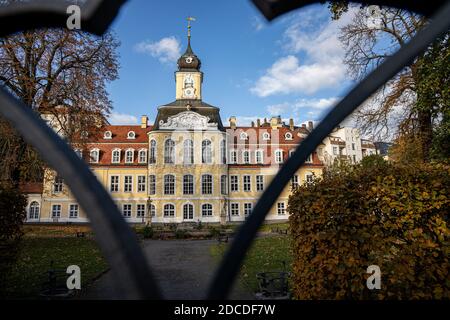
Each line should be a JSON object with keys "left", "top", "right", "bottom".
{"left": 0, "top": 0, "right": 128, "bottom": 37}
{"left": 207, "top": 0, "right": 450, "bottom": 299}
{"left": 0, "top": 0, "right": 161, "bottom": 299}
{"left": 251, "top": 0, "right": 447, "bottom": 21}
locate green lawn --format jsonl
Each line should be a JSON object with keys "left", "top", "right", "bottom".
{"left": 210, "top": 235, "right": 292, "bottom": 293}
{"left": 2, "top": 237, "right": 108, "bottom": 299}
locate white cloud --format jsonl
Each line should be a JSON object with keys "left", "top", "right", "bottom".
{"left": 252, "top": 16, "right": 265, "bottom": 32}
{"left": 267, "top": 97, "right": 340, "bottom": 117}
{"left": 250, "top": 7, "right": 357, "bottom": 97}
{"left": 134, "top": 36, "right": 181, "bottom": 64}
{"left": 108, "top": 112, "right": 138, "bottom": 125}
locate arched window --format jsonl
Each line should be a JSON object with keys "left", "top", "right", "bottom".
{"left": 183, "top": 203, "right": 194, "bottom": 220}
{"left": 138, "top": 149, "right": 147, "bottom": 163}
{"left": 275, "top": 150, "right": 283, "bottom": 164}
{"left": 90, "top": 149, "right": 99, "bottom": 163}
{"left": 285, "top": 132, "right": 293, "bottom": 140}
{"left": 184, "top": 139, "right": 194, "bottom": 164}
{"left": 202, "top": 204, "right": 213, "bottom": 217}
{"left": 240, "top": 132, "right": 248, "bottom": 140}
{"left": 220, "top": 140, "right": 226, "bottom": 164}
{"left": 202, "top": 140, "right": 212, "bottom": 164}
{"left": 262, "top": 132, "right": 270, "bottom": 140}
{"left": 125, "top": 149, "right": 134, "bottom": 163}
{"left": 164, "top": 204, "right": 175, "bottom": 217}
{"left": 149, "top": 140, "right": 156, "bottom": 164}
{"left": 127, "top": 131, "right": 136, "bottom": 139}
{"left": 164, "top": 174, "right": 175, "bottom": 195}
{"left": 112, "top": 149, "right": 121, "bottom": 163}
{"left": 29, "top": 201, "right": 40, "bottom": 220}
{"left": 255, "top": 150, "right": 263, "bottom": 164}
{"left": 243, "top": 150, "right": 250, "bottom": 164}
{"left": 104, "top": 131, "right": 112, "bottom": 139}
{"left": 164, "top": 139, "right": 175, "bottom": 164}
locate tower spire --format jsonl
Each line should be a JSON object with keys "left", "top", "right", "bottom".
{"left": 187, "top": 16, "right": 196, "bottom": 46}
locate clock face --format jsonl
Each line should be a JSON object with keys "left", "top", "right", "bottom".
{"left": 184, "top": 88, "right": 195, "bottom": 98}
{"left": 185, "top": 56, "right": 193, "bottom": 64}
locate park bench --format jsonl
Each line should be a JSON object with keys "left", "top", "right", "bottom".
{"left": 76, "top": 231, "right": 85, "bottom": 238}
{"left": 254, "top": 261, "right": 291, "bottom": 300}
{"left": 217, "top": 233, "right": 228, "bottom": 243}
{"left": 40, "top": 262, "right": 74, "bottom": 299}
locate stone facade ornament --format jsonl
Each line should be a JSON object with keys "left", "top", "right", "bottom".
{"left": 159, "top": 111, "right": 218, "bottom": 130}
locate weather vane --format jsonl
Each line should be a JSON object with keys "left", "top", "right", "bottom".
{"left": 187, "top": 16, "right": 196, "bottom": 39}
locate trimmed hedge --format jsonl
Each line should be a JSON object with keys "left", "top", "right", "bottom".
{"left": 288, "top": 157, "right": 449, "bottom": 299}
{"left": 0, "top": 184, "right": 27, "bottom": 297}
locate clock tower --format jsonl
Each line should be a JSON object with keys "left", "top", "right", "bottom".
{"left": 175, "top": 18, "right": 203, "bottom": 100}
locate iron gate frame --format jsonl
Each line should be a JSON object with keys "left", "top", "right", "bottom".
{"left": 0, "top": 0, "right": 449, "bottom": 300}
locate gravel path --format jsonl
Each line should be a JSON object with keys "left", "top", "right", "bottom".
{"left": 80, "top": 239, "right": 253, "bottom": 300}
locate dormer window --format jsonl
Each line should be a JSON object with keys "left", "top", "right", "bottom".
{"left": 240, "top": 132, "right": 248, "bottom": 140}
{"left": 127, "top": 131, "right": 136, "bottom": 140}
{"left": 285, "top": 132, "right": 293, "bottom": 140}
{"left": 104, "top": 131, "right": 112, "bottom": 139}
{"left": 90, "top": 149, "right": 100, "bottom": 163}
{"left": 262, "top": 132, "right": 270, "bottom": 140}
{"left": 125, "top": 149, "right": 134, "bottom": 163}
{"left": 112, "top": 149, "right": 121, "bottom": 164}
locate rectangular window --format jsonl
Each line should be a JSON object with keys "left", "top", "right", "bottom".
{"left": 277, "top": 202, "right": 286, "bottom": 215}
{"left": 202, "top": 175, "right": 213, "bottom": 195}
{"left": 136, "top": 204, "right": 146, "bottom": 218}
{"left": 243, "top": 151, "right": 250, "bottom": 164}
{"left": 137, "top": 175, "right": 146, "bottom": 192}
{"left": 230, "top": 175, "right": 239, "bottom": 192}
{"left": 124, "top": 175, "right": 133, "bottom": 192}
{"left": 230, "top": 203, "right": 239, "bottom": 216}
{"left": 291, "top": 175, "right": 299, "bottom": 190}
{"left": 333, "top": 146, "right": 338, "bottom": 155}
{"left": 243, "top": 175, "right": 251, "bottom": 192}
{"left": 220, "top": 175, "right": 227, "bottom": 195}
{"left": 275, "top": 150, "right": 283, "bottom": 163}
{"left": 52, "top": 204, "right": 61, "bottom": 218}
{"left": 256, "top": 175, "right": 264, "bottom": 192}
{"left": 230, "top": 150, "right": 237, "bottom": 164}
{"left": 306, "top": 174, "right": 314, "bottom": 184}
{"left": 148, "top": 175, "right": 156, "bottom": 195}
{"left": 149, "top": 205, "right": 156, "bottom": 217}
{"left": 139, "top": 150, "right": 147, "bottom": 163}
{"left": 110, "top": 176, "right": 119, "bottom": 192}
{"left": 164, "top": 175, "right": 175, "bottom": 195}
{"left": 122, "top": 204, "right": 132, "bottom": 218}
{"left": 305, "top": 154, "right": 313, "bottom": 163}
{"left": 53, "top": 176, "right": 63, "bottom": 193}
{"left": 183, "top": 175, "right": 194, "bottom": 195}
{"left": 352, "top": 143, "right": 355, "bottom": 151}
{"left": 244, "top": 203, "right": 252, "bottom": 216}
{"left": 69, "top": 204, "right": 79, "bottom": 218}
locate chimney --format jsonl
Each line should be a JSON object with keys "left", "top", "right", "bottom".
{"left": 251, "top": 121, "right": 255, "bottom": 127}
{"left": 257, "top": 118, "right": 261, "bottom": 127}
{"left": 229, "top": 116, "right": 237, "bottom": 129}
{"left": 264, "top": 118, "right": 267, "bottom": 124}
{"left": 141, "top": 115, "right": 148, "bottom": 129}
{"left": 289, "top": 118, "right": 294, "bottom": 130}
{"left": 308, "top": 121, "right": 314, "bottom": 131}
{"left": 302, "top": 124, "right": 307, "bottom": 128}
{"left": 270, "top": 117, "right": 278, "bottom": 129}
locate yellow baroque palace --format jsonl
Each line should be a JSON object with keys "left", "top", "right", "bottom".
{"left": 23, "top": 35, "right": 325, "bottom": 225}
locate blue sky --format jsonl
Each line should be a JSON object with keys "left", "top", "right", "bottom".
{"left": 106, "top": 0, "right": 357, "bottom": 126}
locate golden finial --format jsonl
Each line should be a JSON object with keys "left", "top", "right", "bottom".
{"left": 187, "top": 16, "right": 196, "bottom": 40}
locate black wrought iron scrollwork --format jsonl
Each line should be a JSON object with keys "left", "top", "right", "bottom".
{"left": 0, "top": 0, "right": 448, "bottom": 300}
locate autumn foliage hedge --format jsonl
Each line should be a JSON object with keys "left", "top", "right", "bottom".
{"left": 288, "top": 156, "right": 449, "bottom": 299}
